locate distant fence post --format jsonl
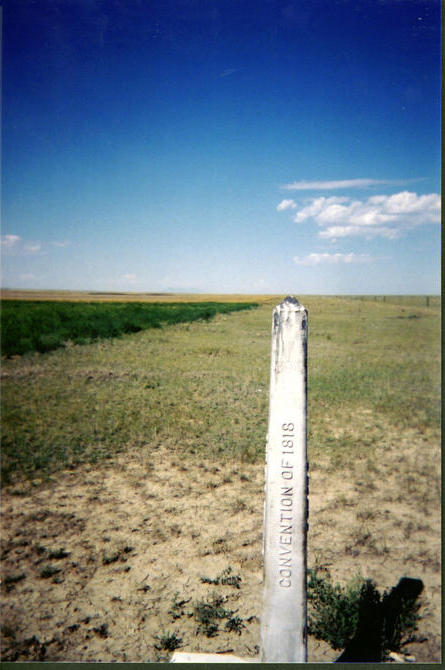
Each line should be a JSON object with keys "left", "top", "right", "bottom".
{"left": 260, "top": 296, "right": 308, "bottom": 663}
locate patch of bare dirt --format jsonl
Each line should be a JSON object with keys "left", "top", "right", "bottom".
{"left": 1, "top": 424, "right": 441, "bottom": 662}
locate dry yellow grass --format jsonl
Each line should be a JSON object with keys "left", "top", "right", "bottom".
{"left": 0, "top": 288, "right": 282, "bottom": 304}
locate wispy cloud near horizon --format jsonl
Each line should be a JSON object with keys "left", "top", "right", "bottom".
{"left": 51, "top": 241, "right": 71, "bottom": 248}
{"left": 1, "top": 234, "right": 21, "bottom": 249}
{"left": 1, "top": 235, "right": 70, "bottom": 256}
{"left": 1, "top": 235, "right": 43, "bottom": 255}
{"left": 282, "top": 178, "right": 419, "bottom": 191}
{"left": 122, "top": 273, "right": 137, "bottom": 283}
{"left": 294, "top": 252, "right": 374, "bottom": 266}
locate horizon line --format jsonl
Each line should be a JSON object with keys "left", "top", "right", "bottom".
{"left": 1, "top": 288, "right": 440, "bottom": 298}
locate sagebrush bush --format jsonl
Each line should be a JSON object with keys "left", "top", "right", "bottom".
{"left": 307, "top": 568, "right": 423, "bottom": 657}
{"left": 307, "top": 568, "right": 362, "bottom": 650}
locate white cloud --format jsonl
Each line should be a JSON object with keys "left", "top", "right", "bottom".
{"left": 122, "top": 273, "right": 137, "bottom": 282}
{"left": 220, "top": 68, "right": 240, "bottom": 77}
{"left": 290, "top": 191, "right": 440, "bottom": 239}
{"left": 23, "top": 242, "right": 42, "bottom": 255}
{"left": 319, "top": 225, "right": 398, "bottom": 240}
{"left": 282, "top": 178, "right": 408, "bottom": 190}
{"left": 276, "top": 199, "right": 297, "bottom": 211}
{"left": 1, "top": 234, "right": 21, "bottom": 249}
{"left": 1, "top": 236, "right": 71, "bottom": 256}
{"left": 294, "top": 252, "right": 373, "bottom": 266}
{"left": 51, "top": 240, "right": 70, "bottom": 248}
{"left": 1, "top": 235, "right": 43, "bottom": 255}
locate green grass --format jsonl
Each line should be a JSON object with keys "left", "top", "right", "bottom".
{"left": 0, "top": 300, "right": 258, "bottom": 356}
{"left": 306, "top": 296, "right": 440, "bottom": 463}
{"left": 0, "top": 296, "right": 440, "bottom": 486}
{"left": 193, "top": 592, "right": 236, "bottom": 637}
{"left": 200, "top": 566, "right": 242, "bottom": 589}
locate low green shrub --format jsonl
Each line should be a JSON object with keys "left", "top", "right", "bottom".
{"left": 307, "top": 568, "right": 424, "bottom": 658}
{"left": 153, "top": 631, "right": 183, "bottom": 652}
{"left": 193, "top": 592, "right": 235, "bottom": 637}
{"left": 200, "top": 566, "right": 242, "bottom": 589}
{"left": 307, "top": 567, "right": 362, "bottom": 650}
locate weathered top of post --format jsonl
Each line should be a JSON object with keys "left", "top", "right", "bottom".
{"left": 273, "top": 296, "right": 307, "bottom": 337}
{"left": 278, "top": 296, "right": 306, "bottom": 313}
{"left": 282, "top": 295, "right": 300, "bottom": 306}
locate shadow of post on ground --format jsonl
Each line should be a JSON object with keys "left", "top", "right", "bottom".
{"left": 335, "top": 577, "right": 424, "bottom": 663}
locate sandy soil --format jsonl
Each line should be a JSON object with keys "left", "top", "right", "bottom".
{"left": 0, "top": 423, "right": 441, "bottom": 663}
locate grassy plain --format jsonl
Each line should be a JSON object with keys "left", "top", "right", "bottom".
{"left": 0, "top": 294, "right": 441, "bottom": 662}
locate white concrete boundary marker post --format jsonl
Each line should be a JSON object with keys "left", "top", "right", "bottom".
{"left": 260, "top": 296, "right": 308, "bottom": 663}
{"left": 171, "top": 298, "right": 307, "bottom": 664}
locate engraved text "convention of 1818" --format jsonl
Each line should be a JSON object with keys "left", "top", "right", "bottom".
{"left": 279, "top": 422, "right": 294, "bottom": 588}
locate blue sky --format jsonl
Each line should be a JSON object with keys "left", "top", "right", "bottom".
{"left": 1, "top": 0, "right": 441, "bottom": 294}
